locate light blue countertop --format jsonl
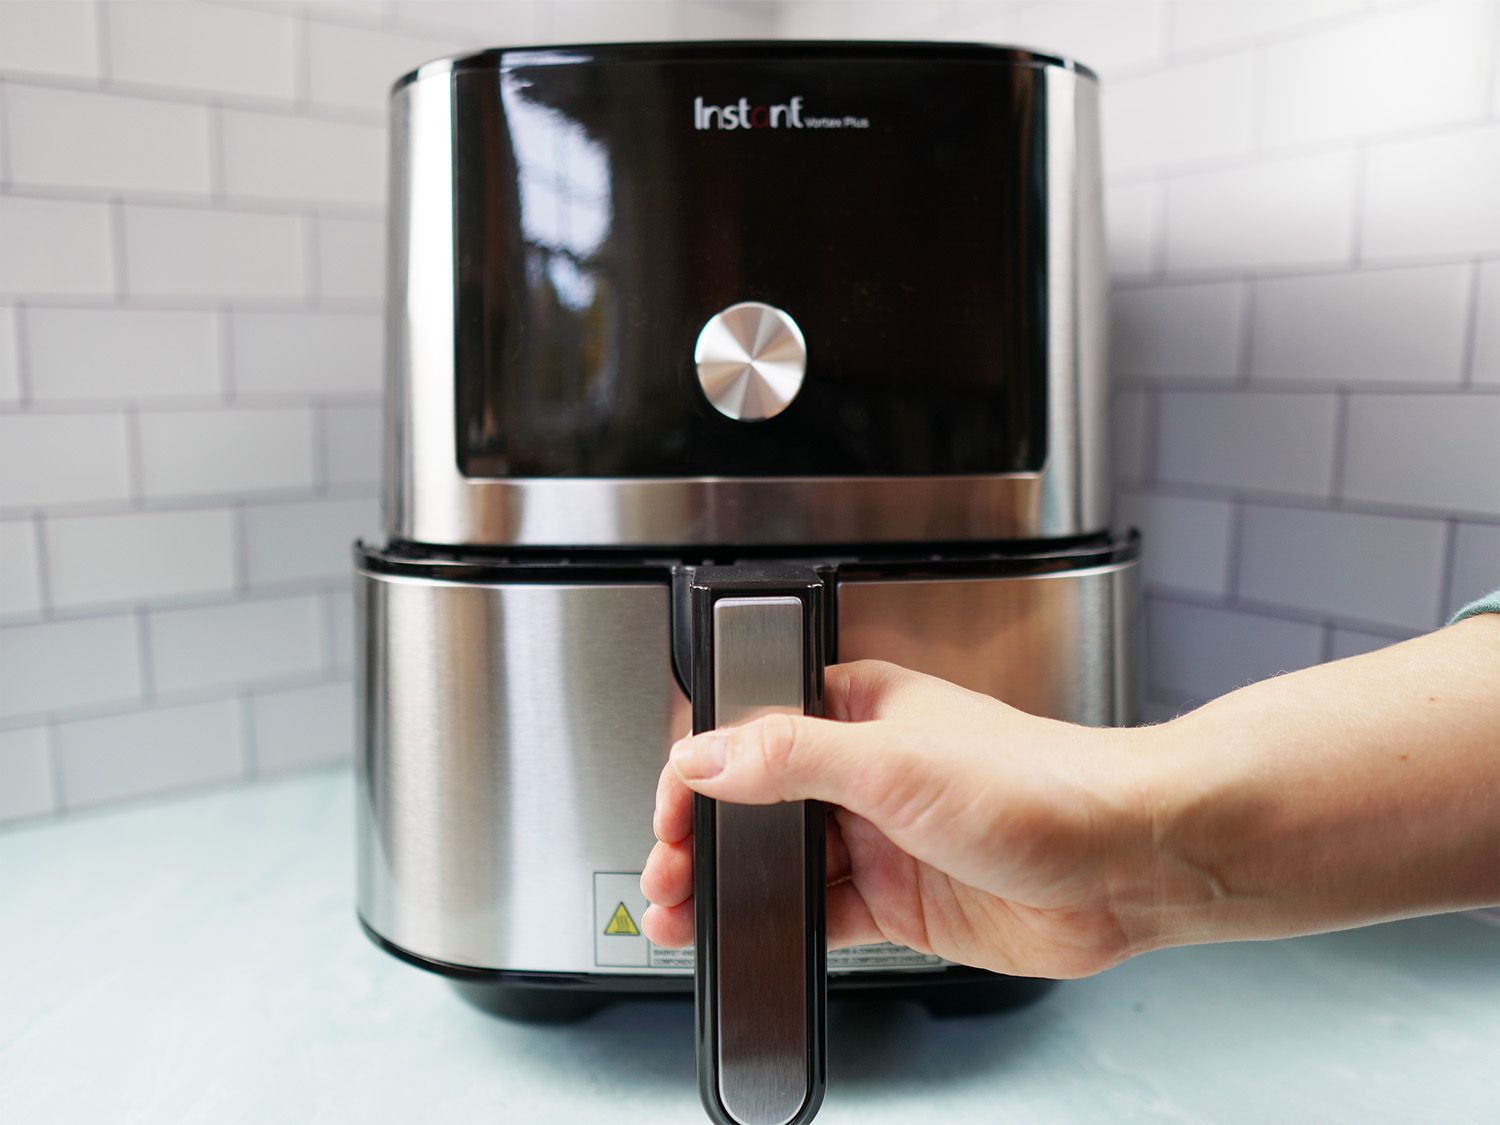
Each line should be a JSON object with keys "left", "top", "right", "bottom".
{"left": 2, "top": 770, "right": 1496, "bottom": 1124}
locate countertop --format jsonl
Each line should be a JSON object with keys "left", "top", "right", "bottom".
{"left": 2, "top": 770, "right": 1496, "bottom": 1124}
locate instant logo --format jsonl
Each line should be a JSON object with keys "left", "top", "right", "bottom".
{"left": 692, "top": 95, "right": 868, "bottom": 131}
{"left": 693, "top": 95, "right": 803, "bottom": 130}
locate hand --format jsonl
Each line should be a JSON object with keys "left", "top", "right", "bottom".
{"left": 639, "top": 659, "right": 1163, "bottom": 979}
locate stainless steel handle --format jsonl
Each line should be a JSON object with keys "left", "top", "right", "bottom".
{"left": 691, "top": 574, "right": 827, "bottom": 1125}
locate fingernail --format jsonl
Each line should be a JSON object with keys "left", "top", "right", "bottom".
{"left": 671, "top": 733, "right": 728, "bottom": 779}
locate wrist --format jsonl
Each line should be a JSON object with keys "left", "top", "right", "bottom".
{"left": 1097, "top": 715, "right": 1230, "bottom": 956}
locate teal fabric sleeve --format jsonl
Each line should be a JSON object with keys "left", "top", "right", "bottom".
{"left": 1450, "top": 587, "right": 1500, "bottom": 624}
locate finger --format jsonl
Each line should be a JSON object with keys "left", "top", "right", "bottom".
{"left": 668, "top": 711, "right": 914, "bottom": 816}
{"left": 642, "top": 886, "right": 886, "bottom": 953}
{"left": 826, "top": 806, "right": 852, "bottom": 884}
{"left": 653, "top": 760, "right": 694, "bottom": 844}
{"left": 826, "top": 880, "right": 884, "bottom": 950}
{"left": 641, "top": 899, "right": 693, "bottom": 948}
{"left": 643, "top": 884, "right": 894, "bottom": 955}
{"left": 640, "top": 839, "right": 692, "bottom": 908}
{"left": 645, "top": 810, "right": 854, "bottom": 913}
{"left": 827, "top": 659, "right": 1009, "bottom": 724}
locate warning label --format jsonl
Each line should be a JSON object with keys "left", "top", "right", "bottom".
{"left": 828, "top": 942, "right": 944, "bottom": 971}
{"left": 594, "top": 872, "right": 652, "bottom": 967}
{"left": 593, "top": 871, "right": 948, "bottom": 972}
{"left": 604, "top": 901, "right": 640, "bottom": 936}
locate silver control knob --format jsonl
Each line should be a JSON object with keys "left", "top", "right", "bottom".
{"left": 694, "top": 302, "right": 807, "bottom": 422}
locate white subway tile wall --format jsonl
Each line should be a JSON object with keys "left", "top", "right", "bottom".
{"left": 1, "top": 413, "right": 132, "bottom": 507}
{"left": 0, "top": 196, "right": 115, "bottom": 296}
{"left": 1249, "top": 266, "right": 1472, "bottom": 386}
{"left": 1164, "top": 151, "right": 1359, "bottom": 272}
{"left": 46, "top": 507, "right": 237, "bottom": 611}
{"left": 54, "top": 698, "right": 245, "bottom": 808}
{"left": 250, "top": 680, "right": 355, "bottom": 774}
{"left": 0, "top": 2, "right": 100, "bottom": 81}
{"left": 137, "top": 408, "right": 317, "bottom": 498}
{"left": 1155, "top": 391, "right": 1339, "bottom": 496}
{"left": 1450, "top": 523, "right": 1500, "bottom": 615}
{"left": 230, "top": 311, "right": 382, "bottom": 396}
{"left": 2, "top": 0, "right": 1498, "bottom": 821}
{"left": 1475, "top": 262, "right": 1500, "bottom": 384}
{"left": 0, "top": 0, "right": 779, "bottom": 821}
{"left": 26, "top": 307, "right": 222, "bottom": 401}
{"left": 148, "top": 593, "right": 325, "bottom": 695}
{"left": 0, "top": 615, "right": 142, "bottom": 722}
{"left": 6, "top": 84, "right": 213, "bottom": 197}
{"left": 121, "top": 205, "right": 308, "bottom": 300}
{"left": 0, "top": 520, "right": 43, "bottom": 619}
{"left": 0, "top": 727, "right": 55, "bottom": 821}
{"left": 0, "top": 308, "right": 20, "bottom": 402}
{"left": 1111, "top": 281, "right": 1243, "bottom": 379}
{"left": 1362, "top": 124, "right": 1500, "bottom": 259}
{"left": 312, "top": 216, "right": 385, "bottom": 301}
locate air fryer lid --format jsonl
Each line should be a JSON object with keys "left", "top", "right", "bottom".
{"left": 444, "top": 42, "right": 1072, "bottom": 481}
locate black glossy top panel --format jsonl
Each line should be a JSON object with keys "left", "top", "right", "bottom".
{"left": 450, "top": 46, "right": 1054, "bottom": 478}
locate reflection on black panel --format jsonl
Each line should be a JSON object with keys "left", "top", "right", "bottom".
{"left": 453, "top": 45, "right": 1050, "bottom": 478}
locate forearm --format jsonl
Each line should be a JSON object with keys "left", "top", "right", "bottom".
{"left": 1134, "top": 614, "right": 1500, "bottom": 950}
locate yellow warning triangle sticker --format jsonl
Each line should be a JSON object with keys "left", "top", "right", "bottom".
{"left": 603, "top": 901, "right": 640, "bottom": 937}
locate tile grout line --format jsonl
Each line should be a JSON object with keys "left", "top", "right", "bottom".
{"left": 13, "top": 299, "right": 33, "bottom": 405}
{"left": 232, "top": 500, "right": 251, "bottom": 594}
{"left": 1114, "top": 376, "right": 1500, "bottom": 396}
{"left": 0, "top": 292, "right": 380, "bottom": 316}
{"left": 135, "top": 606, "right": 156, "bottom": 705}
{"left": 124, "top": 403, "right": 145, "bottom": 508}
{"left": 240, "top": 692, "right": 259, "bottom": 779}
{"left": 3, "top": 392, "right": 385, "bottom": 415}
{"left": 1160, "top": 0, "right": 1179, "bottom": 62}
{"left": 1436, "top": 517, "right": 1460, "bottom": 625}
{"left": 0, "top": 482, "right": 382, "bottom": 523}
{"left": 1141, "top": 385, "right": 1163, "bottom": 488}
{"left": 1328, "top": 388, "right": 1351, "bottom": 506}
{"left": 0, "top": 79, "right": 11, "bottom": 189}
{"left": 108, "top": 197, "right": 129, "bottom": 299}
{"left": 208, "top": 99, "right": 228, "bottom": 204}
{"left": 219, "top": 305, "right": 237, "bottom": 402}
{"left": 0, "top": 182, "right": 383, "bottom": 222}
{"left": 305, "top": 209, "right": 323, "bottom": 301}
{"left": 1247, "top": 45, "right": 1266, "bottom": 154}
{"left": 1317, "top": 621, "right": 1336, "bottom": 665}
{"left": 1348, "top": 144, "right": 1368, "bottom": 266}
{"left": 44, "top": 721, "right": 67, "bottom": 813}
{"left": 1223, "top": 497, "right": 1246, "bottom": 605}
{"left": 1147, "top": 585, "right": 1431, "bottom": 639}
{"left": 312, "top": 401, "right": 330, "bottom": 494}
{"left": 1071, "top": 478, "right": 1500, "bottom": 526}
{"left": 1235, "top": 279, "right": 1256, "bottom": 385}
{"left": 0, "top": 665, "right": 354, "bottom": 737}
{"left": 93, "top": 0, "right": 111, "bottom": 82}
{"left": 31, "top": 509, "right": 54, "bottom": 615}
{"left": 0, "top": 68, "right": 387, "bottom": 126}
{"left": 1483, "top": 0, "right": 1500, "bottom": 121}
{"left": 319, "top": 589, "right": 340, "bottom": 673}
{"left": 1149, "top": 177, "right": 1169, "bottom": 279}
{"left": 1458, "top": 260, "right": 1482, "bottom": 389}
{"left": 1110, "top": 247, "right": 1500, "bottom": 289}
{"left": 295, "top": 13, "right": 312, "bottom": 111}
{"left": 1157, "top": 2, "right": 1389, "bottom": 73}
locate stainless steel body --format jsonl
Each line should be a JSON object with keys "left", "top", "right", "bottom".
{"left": 355, "top": 557, "right": 1139, "bottom": 975}
{"left": 384, "top": 59, "right": 1108, "bottom": 548}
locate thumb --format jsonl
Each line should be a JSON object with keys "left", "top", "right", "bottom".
{"left": 670, "top": 711, "right": 904, "bottom": 811}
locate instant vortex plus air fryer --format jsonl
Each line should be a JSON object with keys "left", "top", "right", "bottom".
{"left": 356, "top": 41, "right": 1138, "bottom": 1125}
